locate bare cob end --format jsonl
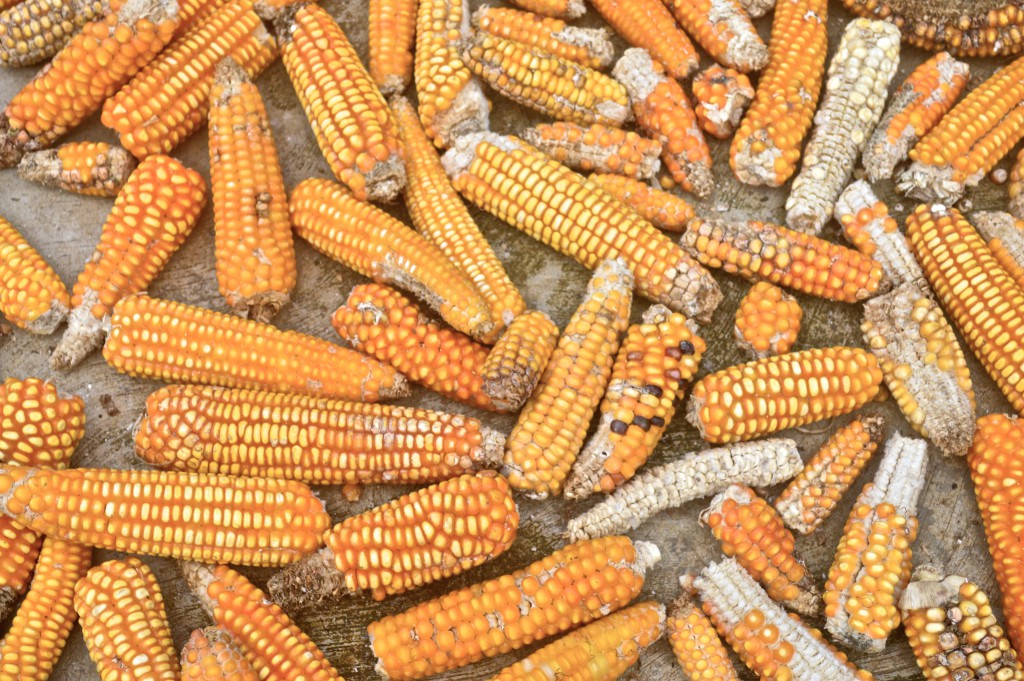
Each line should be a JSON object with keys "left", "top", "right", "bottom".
{"left": 17, "top": 142, "right": 136, "bottom": 197}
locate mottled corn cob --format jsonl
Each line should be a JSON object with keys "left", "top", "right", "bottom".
{"left": 785, "top": 19, "right": 901, "bottom": 235}
{"left": 472, "top": 6, "right": 613, "bottom": 70}
{"left": 737, "top": 0, "right": 772, "bottom": 17}
{"left": 663, "top": 0, "right": 768, "bottom": 72}
{"left": 507, "top": 0, "right": 583, "bottom": 18}
{"left": 503, "top": 259, "right": 632, "bottom": 498}
{"left": 0, "top": 215, "right": 69, "bottom": 334}
{"left": 970, "top": 211, "right": 1024, "bottom": 291}
{"left": 824, "top": 433, "right": 928, "bottom": 652}
{"left": 681, "top": 217, "right": 885, "bottom": 304}
{"left": 51, "top": 155, "right": 206, "bottom": 370}
{"left": 734, "top": 282, "right": 802, "bottom": 359}
{"left": 566, "top": 304, "right": 704, "bottom": 500}
{"left": 774, "top": 415, "right": 885, "bottom": 535}
{"left": 75, "top": 558, "right": 179, "bottom": 681}
{"left": 0, "top": 0, "right": 108, "bottom": 67}
{"left": 368, "top": 536, "right": 661, "bottom": 681}
{"left": 588, "top": 174, "right": 695, "bottom": 231}
{"left": 692, "top": 66, "right": 755, "bottom": 139}
{"left": 480, "top": 310, "right": 559, "bottom": 412}
{"left": 523, "top": 122, "right": 662, "bottom": 180}
{"left": 614, "top": 49, "right": 713, "bottom": 198}
{"left": 1012, "top": 149, "right": 1024, "bottom": 220}
{"left": 17, "top": 141, "right": 135, "bottom": 197}
{"left": 587, "top": 0, "right": 697, "bottom": 79}
{"left": 863, "top": 52, "right": 970, "bottom": 182}
{"left": 369, "top": 0, "right": 416, "bottom": 95}
{"left": 906, "top": 204, "right": 1024, "bottom": 415}
{"left": 443, "top": 132, "right": 722, "bottom": 321}
{"left": 730, "top": 0, "right": 828, "bottom": 186}
{"left": 668, "top": 589, "right": 741, "bottom": 681}
{"left": 181, "top": 627, "right": 258, "bottom": 681}
{"left": 277, "top": 2, "right": 406, "bottom": 201}
{"left": 566, "top": 439, "right": 803, "bottom": 542}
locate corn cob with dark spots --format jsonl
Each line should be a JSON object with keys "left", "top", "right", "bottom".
{"left": 480, "top": 310, "right": 559, "bottom": 412}
{"left": 734, "top": 281, "right": 802, "bottom": 359}
{"left": 17, "top": 141, "right": 135, "bottom": 197}
{"left": 588, "top": 173, "right": 695, "bottom": 231}
{"left": 0, "top": 0, "right": 109, "bottom": 67}
{"left": 181, "top": 627, "right": 257, "bottom": 681}
{"left": 523, "top": 122, "right": 662, "bottom": 181}
{"left": 471, "top": 6, "right": 613, "bottom": 70}
{"left": 586, "top": 0, "right": 697, "bottom": 79}
{"left": 692, "top": 66, "right": 755, "bottom": 139}
{"left": 663, "top": 0, "right": 768, "bottom": 73}
{"left": 0, "top": 215, "right": 70, "bottom": 334}
{"left": 970, "top": 211, "right": 1024, "bottom": 291}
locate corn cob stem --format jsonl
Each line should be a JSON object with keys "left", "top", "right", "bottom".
{"left": 369, "top": 0, "right": 416, "bottom": 95}
{"left": 0, "top": 215, "right": 70, "bottom": 334}
{"left": 589, "top": 174, "right": 694, "bottom": 232}
{"left": 17, "top": 141, "right": 135, "bottom": 197}
{"left": 692, "top": 66, "right": 755, "bottom": 139}
{"left": 663, "top": 0, "right": 768, "bottom": 73}
{"left": 480, "top": 310, "right": 559, "bottom": 412}
{"left": 970, "top": 211, "right": 1024, "bottom": 291}
{"left": 181, "top": 627, "right": 258, "bottom": 681}
{"left": 472, "top": 6, "right": 613, "bottom": 70}
{"left": 587, "top": 0, "right": 697, "bottom": 79}
{"left": 734, "top": 281, "right": 802, "bottom": 359}
{"left": 0, "top": 0, "right": 110, "bottom": 67}
{"left": 507, "top": 0, "right": 583, "bottom": 18}
{"left": 668, "top": 589, "right": 741, "bottom": 681}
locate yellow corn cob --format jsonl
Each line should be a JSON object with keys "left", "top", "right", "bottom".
{"left": 503, "top": 259, "right": 632, "bottom": 498}
{"left": 0, "top": 215, "right": 69, "bottom": 334}
{"left": 277, "top": 2, "right": 406, "bottom": 202}
{"left": 566, "top": 304, "right": 705, "bottom": 500}
{"left": 472, "top": 6, "right": 612, "bottom": 71}
{"left": 734, "top": 281, "right": 802, "bottom": 359}
{"left": 730, "top": 0, "right": 828, "bottom": 186}
{"left": 774, "top": 415, "right": 885, "bottom": 535}
{"left": 269, "top": 471, "right": 519, "bottom": 606}
{"left": 181, "top": 627, "right": 258, "bottom": 681}
{"left": 681, "top": 217, "right": 886, "bottom": 304}
{"left": 668, "top": 590, "right": 741, "bottom": 681}
{"left": 51, "top": 155, "right": 206, "bottom": 370}
{"left": 208, "top": 57, "right": 295, "bottom": 322}
{"left": 864, "top": 52, "right": 970, "bottom": 182}
{"left": 663, "top": 0, "right": 768, "bottom": 73}
{"left": 17, "top": 141, "right": 136, "bottom": 197}
{"left": 369, "top": 0, "right": 416, "bottom": 95}
{"left": 175, "top": 0, "right": 229, "bottom": 32}
{"left": 523, "top": 122, "right": 662, "bottom": 181}
{"left": 692, "top": 65, "right": 755, "bottom": 139}
{"left": 0, "top": 0, "right": 178, "bottom": 168}
{"left": 971, "top": 211, "right": 1024, "bottom": 291}
{"left": 74, "top": 558, "right": 179, "bottom": 681}
{"left": 507, "top": 0, "right": 583, "bottom": 18}
{"left": 1012, "top": 149, "right": 1024, "bottom": 220}
{"left": 588, "top": 174, "right": 695, "bottom": 231}
{"left": 368, "top": 536, "right": 661, "bottom": 681}
{"left": 688, "top": 347, "right": 883, "bottom": 444}
{"left": 480, "top": 310, "right": 559, "bottom": 412}
{"left": 0, "top": 0, "right": 109, "bottom": 67}
{"left": 183, "top": 563, "right": 344, "bottom": 681}
{"left": 614, "top": 49, "right": 713, "bottom": 198}
{"left": 443, "top": 132, "right": 723, "bottom": 322}
{"left": 906, "top": 204, "right": 1024, "bottom": 416}
{"left": 588, "top": 0, "right": 696, "bottom": 79}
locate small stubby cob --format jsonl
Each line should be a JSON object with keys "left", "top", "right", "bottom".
{"left": 586, "top": 0, "right": 697, "bottom": 79}
{"left": 970, "top": 211, "right": 1024, "bottom": 291}
{"left": 667, "top": 589, "right": 741, "bottom": 681}
{"left": 565, "top": 304, "right": 704, "bottom": 500}
{"left": 471, "top": 6, "right": 613, "bottom": 70}
{"left": 863, "top": 52, "right": 970, "bottom": 183}
{"left": 730, "top": 0, "right": 828, "bottom": 186}
{"left": 1011, "top": 150, "right": 1024, "bottom": 220}
{"left": 480, "top": 310, "right": 560, "bottom": 412}
{"left": 507, "top": 0, "right": 583, "bottom": 18}
{"left": 734, "top": 282, "right": 802, "bottom": 359}
{"left": 369, "top": 0, "right": 416, "bottom": 95}
{"left": 566, "top": 438, "right": 803, "bottom": 542}
{"left": 523, "top": 122, "right": 662, "bottom": 181}
{"left": 662, "top": 0, "right": 768, "bottom": 73}
{"left": 181, "top": 627, "right": 257, "bottom": 681}
{"left": 0, "top": 215, "right": 70, "bottom": 334}
{"left": 774, "top": 415, "right": 885, "bottom": 536}
{"left": 367, "top": 536, "right": 661, "bottom": 681}
{"left": 692, "top": 66, "right": 755, "bottom": 139}
{"left": 0, "top": 0, "right": 109, "bottom": 67}
{"left": 785, "top": 19, "right": 901, "bottom": 235}
{"left": 17, "top": 141, "right": 136, "bottom": 197}
{"left": 589, "top": 174, "right": 695, "bottom": 231}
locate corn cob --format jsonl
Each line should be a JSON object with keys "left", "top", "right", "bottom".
{"left": 507, "top": 0, "right": 583, "bottom": 18}
{"left": 566, "top": 438, "right": 803, "bottom": 542}
{"left": 368, "top": 535, "right": 661, "bottom": 681}
{"left": 734, "top": 282, "right": 802, "bottom": 359}
{"left": 773, "top": 415, "right": 885, "bottom": 535}
{"left": 565, "top": 304, "right": 704, "bottom": 500}
{"left": 51, "top": 155, "right": 207, "bottom": 370}
{"left": 0, "top": 0, "right": 178, "bottom": 168}
{"left": 668, "top": 589, "right": 741, "bottom": 681}
{"left": 17, "top": 141, "right": 135, "bottom": 197}
{"left": 369, "top": 0, "right": 416, "bottom": 95}
{"left": 1012, "top": 149, "right": 1024, "bottom": 220}
{"left": 906, "top": 204, "right": 1024, "bottom": 416}
{"left": 175, "top": 0, "right": 229, "bottom": 32}
{"left": 737, "top": 0, "right": 772, "bottom": 17}
{"left": 588, "top": 174, "right": 695, "bottom": 231}
{"left": 443, "top": 132, "right": 723, "bottom": 322}
{"left": 291, "top": 178, "right": 493, "bottom": 341}
{"left": 208, "top": 58, "right": 295, "bottom": 323}
{"left": 0, "top": 215, "right": 69, "bottom": 334}
{"left": 181, "top": 627, "right": 258, "bottom": 681}
{"left": 487, "top": 601, "right": 666, "bottom": 681}
{"left": 74, "top": 558, "right": 179, "bottom": 681}
{"left": 277, "top": 2, "right": 406, "bottom": 202}
{"left": 862, "top": 283, "right": 975, "bottom": 456}
{"left": 480, "top": 310, "right": 560, "bottom": 412}
{"left": 730, "top": 0, "right": 828, "bottom": 186}
{"left": 523, "top": 122, "right": 662, "bottom": 181}
{"left": 183, "top": 563, "right": 344, "bottom": 681}
{"left": 692, "top": 65, "right": 755, "bottom": 139}
{"left": 824, "top": 433, "right": 928, "bottom": 652}
{"left": 472, "top": 6, "right": 613, "bottom": 70}
{"left": 391, "top": 95, "right": 523, "bottom": 334}
{"left": 587, "top": 0, "right": 697, "bottom": 79}
{"left": 681, "top": 217, "right": 886, "bottom": 304}
{"left": 613, "top": 49, "right": 713, "bottom": 198}
{"left": 0, "top": 0, "right": 108, "bottom": 67}
{"left": 2, "top": 1, "right": 29, "bottom": 10}
{"left": 899, "top": 55, "right": 1024, "bottom": 203}
{"left": 970, "top": 211, "right": 1024, "bottom": 291}
{"left": 663, "top": 0, "right": 768, "bottom": 73}
{"left": 503, "top": 259, "right": 632, "bottom": 498}
{"left": 863, "top": 52, "right": 970, "bottom": 183}
{"left": 785, "top": 19, "right": 901, "bottom": 235}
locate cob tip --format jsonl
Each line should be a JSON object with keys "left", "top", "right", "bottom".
{"left": 441, "top": 131, "right": 519, "bottom": 179}
{"left": 633, "top": 540, "right": 662, "bottom": 572}
{"left": 49, "top": 301, "right": 106, "bottom": 370}
{"left": 478, "top": 426, "right": 507, "bottom": 469}
{"left": 898, "top": 568, "right": 967, "bottom": 613}
{"left": 179, "top": 560, "right": 217, "bottom": 618}
{"left": 266, "top": 547, "right": 345, "bottom": 609}
{"left": 897, "top": 163, "right": 963, "bottom": 203}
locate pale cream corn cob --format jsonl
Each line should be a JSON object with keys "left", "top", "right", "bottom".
{"left": 692, "top": 66, "right": 755, "bottom": 139}
{"left": 662, "top": 0, "right": 768, "bottom": 73}
{"left": 17, "top": 142, "right": 136, "bottom": 197}
{"left": 0, "top": 0, "right": 109, "bottom": 68}
{"left": 587, "top": 0, "right": 698, "bottom": 79}
{"left": 970, "top": 211, "right": 1024, "bottom": 291}
{"left": 522, "top": 122, "right": 662, "bottom": 181}
{"left": 471, "top": 6, "right": 614, "bottom": 70}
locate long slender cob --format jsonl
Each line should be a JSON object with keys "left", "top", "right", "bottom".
{"left": 443, "top": 132, "right": 722, "bottom": 322}
{"left": 1012, "top": 149, "right": 1024, "bottom": 220}
{"left": 589, "top": 174, "right": 695, "bottom": 232}
{"left": 785, "top": 19, "right": 901, "bottom": 235}
{"left": 863, "top": 52, "right": 970, "bottom": 182}
{"left": 0, "top": 0, "right": 109, "bottom": 67}
{"left": 523, "top": 122, "right": 661, "bottom": 181}
{"left": 17, "top": 141, "right": 136, "bottom": 197}
{"left": 369, "top": 0, "right": 416, "bottom": 95}
{"left": 367, "top": 536, "right": 661, "bottom": 681}
{"left": 734, "top": 282, "right": 802, "bottom": 359}
{"left": 667, "top": 589, "right": 741, "bottom": 681}
{"left": 663, "top": 0, "right": 768, "bottom": 73}
{"left": 586, "top": 0, "right": 697, "bottom": 79}
{"left": 566, "top": 439, "right": 803, "bottom": 542}
{"left": 480, "top": 310, "right": 560, "bottom": 412}
{"left": 970, "top": 211, "right": 1024, "bottom": 291}
{"left": 0, "top": 215, "right": 69, "bottom": 334}
{"left": 692, "top": 66, "right": 755, "bottom": 139}
{"left": 51, "top": 155, "right": 207, "bottom": 369}
{"left": 472, "top": 6, "right": 613, "bottom": 70}
{"left": 730, "top": 0, "right": 828, "bottom": 186}
{"left": 181, "top": 627, "right": 258, "bottom": 681}
{"left": 507, "top": 0, "right": 583, "bottom": 18}
{"left": 565, "top": 304, "right": 704, "bottom": 500}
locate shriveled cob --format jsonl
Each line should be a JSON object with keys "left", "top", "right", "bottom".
{"left": 0, "top": 0, "right": 109, "bottom": 67}
{"left": 565, "top": 304, "right": 704, "bottom": 500}
{"left": 863, "top": 52, "right": 970, "bottom": 182}
{"left": 692, "top": 66, "right": 755, "bottom": 139}
{"left": 74, "top": 558, "right": 179, "bottom": 681}
{"left": 774, "top": 415, "right": 885, "bottom": 535}
{"left": 587, "top": 0, "right": 697, "bottom": 79}
{"left": 1012, "top": 149, "right": 1024, "bottom": 220}
{"left": 663, "top": 0, "right": 768, "bottom": 73}
{"left": 613, "top": 49, "right": 713, "bottom": 198}
{"left": 785, "top": 19, "right": 901, "bottom": 235}
{"left": 970, "top": 211, "right": 1024, "bottom": 291}
{"left": 443, "top": 132, "right": 722, "bottom": 322}
{"left": 368, "top": 536, "right": 661, "bottom": 681}
{"left": 730, "top": 0, "right": 828, "bottom": 186}
{"left": 668, "top": 589, "right": 740, "bottom": 681}
{"left": 181, "top": 627, "right": 258, "bottom": 681}
{"left": 480, "top": 310, "right": 559, "bottom": 412}
{"left": 734, "top": 282, "right": 802, "bottom": 359}
{"left": 507, "top": 0, "right": 583, "bottom": 18}
{"left": 369, "top": 0, "right": 416, "bottom": 95}
{"left": 51, "top": 155, "right": 207, "bottom": 370}
{"left": 17, "top": 141, "right": 135, "bottom": 197}
{"left": 566, "top": 438, "right": 803, "bottom": 542}
{"left": 472, "top": 6, "right": 613, "bottom": 70}
{"left": 0, "top": 215, "right": 69, "bottom": 334}
{"left": 588, "top": 174, "right": 694, "bottom": 231}
{"left": 524, "top": 122, "right": 661, "bottom": 181}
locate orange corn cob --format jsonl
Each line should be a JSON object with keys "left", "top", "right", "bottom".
{"left": 774, "top": 415, "right": 885, "bottom": 535}
{"left": 174, "top": 0, "right": 229, "bottom": 32}
{"left": 565, "top": 304, "right": 705, "bottom": 500}
{"left": 1011, "top": 148, "right": 1024, "bottom": 220}
{"left": 17, "top": 141, "right": 136, "bottom": 197}
{"left": 507, "top": 0, "right": 583, "bottom": 18}
{"left": 0, "top": 215, "right": 70, "bottom": 334}
{"left": 730, "top": 0, "right": 827, "bottom": 186}
{"left": 587, "top": 0, "right": 697, "bottom": 79}
{"left": 667, "top": 590, "right": 741, "bottom": 681}
{"left": 692, "top": 65, "right": 755, "bottom": 139}
{"left": 0, "top": 0, "right": 110, "bottom": 68}
{"left": 208, "top": 57, "right": 295, "bottom": 322}
{"left": 687, "top": 347, "right": 883, "bottom": 444}
{"left": 971, "top": 211, "right": 1024, "bottom": 291}
{"left": 369, "top": 0, "right": 416, "bottom": 95}
{"left": 734, "top": 281, "right": 802, "bottom": 359}
{"left": 74, "top": 558, "right": 179, "bottom": 681}
{"left": 368, "top": 536, "right": 661, "bottom": 681}
{"left": 663, "top": 0, "right": 767, "bottom": 72}
{"left": 614, "top": 48, "right": 713, "bottom": 198}
{"left": 443, "top": 132, "right": 723, "bottom": 322}
{"left": 523, "top": 122, "right": 662, "bottom": 180}
{"left": 472, "top": 6, "right": 613, "bottom": 70}
{"left": 51, "top": 155, "right": 207, "bottom": 370}
{"left": 588, "top": 173, "right": 695, "bottom": 231}
{"left": 181, "top": 627, "right": 258, "bottom": 681}
{"left": 480, "top": 310, "right": 560, "bottom": 412}
{"left": 503, "top": 259, "right": 632, "bottom": 498}
{"left": 277, "top": 2, "right": 406, "bottom": 201}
